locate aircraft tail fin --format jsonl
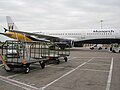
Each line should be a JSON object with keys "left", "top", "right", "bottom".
{"left": 6, "top": 16, "right": 18, "bottom": 30}
{"left": 0, "top": 25, "right": 7, "bottom": 32}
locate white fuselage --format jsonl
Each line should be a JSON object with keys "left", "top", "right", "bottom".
{"left": 34, "top": 29, "right": 120, "bottom": 42}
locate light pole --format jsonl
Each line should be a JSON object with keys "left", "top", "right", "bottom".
{"left": 100, "top": 20, "right": 103, "bottom": 29}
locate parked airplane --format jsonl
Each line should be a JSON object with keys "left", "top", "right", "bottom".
{"left": 0, "top": 16, "right": 120, "bottom": 49}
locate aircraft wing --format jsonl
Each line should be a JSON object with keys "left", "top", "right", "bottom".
{"left": 8, "top": 30, "right": 63, "bottom": 41}
{"left": 0, "top": 32, "right": 12, "bottom": 37}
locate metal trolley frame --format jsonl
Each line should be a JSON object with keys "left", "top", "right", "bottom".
{"left": 0, "top": 40, "right": 49, "bottom": 73}
{"left": 43, "top": 43, "right": 70, "bottom": 64}
{"left": 0, "top": 40, "right": 70, "bottom": 73}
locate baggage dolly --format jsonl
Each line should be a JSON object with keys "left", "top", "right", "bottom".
{"left": 0, "top": 40, "right": 50, "bottom": 73}
{"left": 42, "top": 43, "right": 70, "bottom": 64}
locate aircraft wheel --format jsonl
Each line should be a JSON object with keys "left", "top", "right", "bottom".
{"left": 105, "top": 47, "right": 107, "bottom": 49}
{"left": 98, "top": 47, "right": 102, "bottom": 50}
{"left": 90, "top": 47, "right": 94, "bottom": 50}
{"left": 64, "top": 57, "right": 68, "bottom": 62}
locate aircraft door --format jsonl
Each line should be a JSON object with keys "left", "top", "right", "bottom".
{"left": 81, "top": 33, "right": 85, "bottom": 40}
{"left": 115, "top": 30, "right": 120, "bottom": 38}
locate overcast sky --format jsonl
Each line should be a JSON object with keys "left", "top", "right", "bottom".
{"left": 0, "top": 0, "right": 120, "bottom": 41}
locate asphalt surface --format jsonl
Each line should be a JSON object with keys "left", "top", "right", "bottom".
{"left": 0, "top": 48, "right": 120, "bottom": 90}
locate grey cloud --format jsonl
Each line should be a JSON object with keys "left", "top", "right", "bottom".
{"left": 0, "top": 0, "right": 120, "bottom": 31}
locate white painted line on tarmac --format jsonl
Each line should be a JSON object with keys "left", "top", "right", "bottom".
{"left": 6, "top": 74, "right": 20, "bottom": 79}
{"left": 106, "top": 57, "right": 113, "bottom": 90}
{"left": 47, "top": 65, "right": 65, "bottom": 69}
{"left": 6, "top": 65, "right": 45, "bottom": 79}
{"left": 68, "top": 57, "right": 78, "bottom": 61}
{"left": 68, "top": 57, "right": 76, "bottom": 59}
{"left": 40, "top": 57, "right": 94, "bottom": 90}
{"left": 74, "top": 57, "right": 110, "bottom": 59}
{"left": 0, "top": 75, "right": 38, "bottom": 90}
{"left": 0, "top": 77, "right": 29, "bottom": 90}
{"left": 47, "top": 65, "right": 74, "bottom": 70}
{"left": 71, "top": 57, "right": 92, "bottom": 59}
{"left": 79, "top": 69, "right": 109, "bottom": 73}
{"left": 87, "top": 63, "right": 110, "bottom": 66}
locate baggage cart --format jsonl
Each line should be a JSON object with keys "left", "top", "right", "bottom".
{"left": 0, "top": 40, "right": 50, "bottom": 73}
{"left": 43, "top": 43, "right": 70, "bottom": 64}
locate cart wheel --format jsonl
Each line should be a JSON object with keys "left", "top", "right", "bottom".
{"left": 24, "top": 65, "right": 30, "bottom": 74}
{"left": 40, "top": 61, "right": 45, "bottom": 69}
{"left": 4, "top": 66, "right": 14, "bottom": 72}
{"left": 64, "top": 57, "right": 68, "bottom": 62}
{"left": 56, "top": 59, "right": 60, "bottom": 64}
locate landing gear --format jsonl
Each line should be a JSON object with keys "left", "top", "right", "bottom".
{"left": 90, "top": 47, "right": 94, "bottom": 50}
{"left": 98, "top": 47, "right": 102, "bottom": 50}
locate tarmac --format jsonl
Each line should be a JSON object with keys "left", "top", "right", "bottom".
{"left": 0, "top": 47, "right": 120, "bottom": 90}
